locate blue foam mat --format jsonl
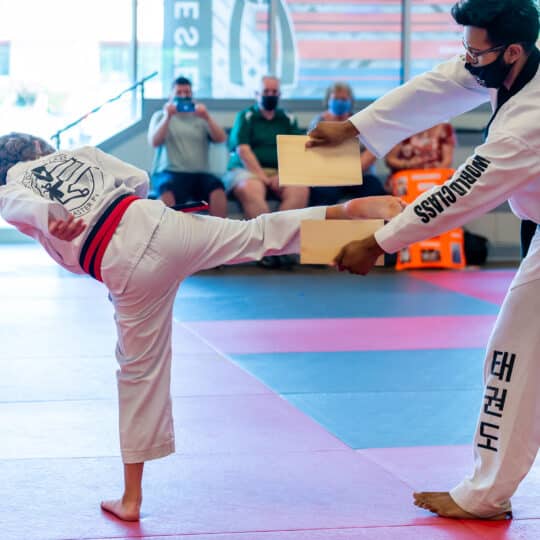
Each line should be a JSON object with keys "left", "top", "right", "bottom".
{"left": 176, "top": 271, "right": 499, "bottom": 321}
{"left": 232, "top": 349, "right": 486, "bottom": 448}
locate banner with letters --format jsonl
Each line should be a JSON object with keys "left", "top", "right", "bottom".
{"left": 163, "top": 0, "right": 213, "bottom": 95}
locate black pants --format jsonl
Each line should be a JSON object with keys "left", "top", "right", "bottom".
{"left": 152, "top": 171, "right": 225, "bottom": 204}
{"left": 308, "top": 174, "right": 386, "bottom": 206}
{"left": 521, "top": 220, "right": 537, "bottom": 258}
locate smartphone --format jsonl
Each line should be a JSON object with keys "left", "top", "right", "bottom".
{"left": 172, "top": 200, "right": 209, "bottom": 213}
{"left": 174, "top": 97, "right": 195, "bottom": 113}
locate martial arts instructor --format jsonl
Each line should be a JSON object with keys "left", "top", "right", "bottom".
{"left": 308, "top": 0, "right": 540, "bottom": 522}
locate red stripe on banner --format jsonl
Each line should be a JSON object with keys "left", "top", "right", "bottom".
{"left": 297, "top": 40, "right": 461, "bottom": 59}
{"left": 299, "top": 75, "right": 399, "bottom": 81}
{"left": 257, "top": 23, "right": 460, "bottom": 33}
{"left": 285, "top": 0, "right": 457, "bottom": 4}
{"left": 257, "top": 12, "right": 453, "bottom": 23}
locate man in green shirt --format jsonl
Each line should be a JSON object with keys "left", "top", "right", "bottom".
{"left": 224, "top": 76, "right": 309, "bottom": 222}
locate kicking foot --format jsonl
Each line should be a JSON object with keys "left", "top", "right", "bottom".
{"left": 344, "top": 196, "right": 406, "bottom": 221}
{"left": 413, "top": 492, "right": 512, "bottom": 520}
{"left": 101, "top": 498, "right": 141, "bottom": 521}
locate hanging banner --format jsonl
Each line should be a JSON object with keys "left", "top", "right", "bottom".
{"left": 163, "top": 0, "right": 213, "bottom": 95}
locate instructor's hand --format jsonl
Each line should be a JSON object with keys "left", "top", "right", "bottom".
{"left": 334, "top": 234, "right": 384, "bottom": 275}
{"left": 306, "top": 120, "right": 359, "bottom": 148}
{"left": 49, "top": 214, "right": 86, "bottom": 241}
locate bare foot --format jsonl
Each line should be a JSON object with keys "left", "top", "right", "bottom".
{"left": 413, "top": 492, "right": 512, "bottom": 520}
{"left": 101, "top": 498, "right": 141, "bottom": 521}
{"left": 344, "top": 196, "right": 406, "bottom": 221}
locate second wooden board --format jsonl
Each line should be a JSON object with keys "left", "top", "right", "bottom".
{"left": 300, "top": 219, "right": 384, "bottom": 265}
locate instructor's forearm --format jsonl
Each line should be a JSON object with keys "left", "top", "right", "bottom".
{"left": 363, "top": 234, "right": 385, "bottom": 257}
{"left": 344, "top": 119, "right": 360, "bottom": 138}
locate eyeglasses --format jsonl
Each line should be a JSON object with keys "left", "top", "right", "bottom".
{"left": 462, "top": 39, "right": 507, "bottom": 65}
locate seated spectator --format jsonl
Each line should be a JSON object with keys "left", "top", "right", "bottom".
{"left": 384, "top": 123, "right": 456, "bottom": 191}
{"left": 308, "top": 82, "right": 386, "bottom": 206}
{"left": 224, "top": 75, "right": 309, "bottom": 268}
{"left": 224, "top": 75, "right": 309, "bottom": 218}
{"left": 148, "top": 76, "right": 228, "bottom": 217}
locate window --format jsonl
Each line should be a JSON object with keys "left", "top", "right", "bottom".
{"left": 0, "top": 41, "right": 9, "bottom": 76}
{"left": 410, "top": 0, "right": 462, "bottom": 78}
{"left": 150, "top": 1, "right": 404, "bottom": 100}
{"left": 279, "top": 1, "right": 402, "bottom": 99}
{"left": 100, "top": 42, "right": 130, "bottom": 81}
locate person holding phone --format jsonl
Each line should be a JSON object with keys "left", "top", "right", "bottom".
{"left": 148, "top": 76, "right": 228, "bottom": 217}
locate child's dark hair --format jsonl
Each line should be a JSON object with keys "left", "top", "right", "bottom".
{"left": 0, "top": 132, "right": 55, "bottom": 185}
{"left": 451, "top": 0, "right": 540, "bottom": 52}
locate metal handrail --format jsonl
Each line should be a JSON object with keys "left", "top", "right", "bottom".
{"left": 50, "top": 71, "right": 158, "bottom": 149}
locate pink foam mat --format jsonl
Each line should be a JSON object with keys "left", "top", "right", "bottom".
{"left": 97, "top": 522, "right": 486, "bottom": 540}
{"left": 0, "top": 450, "right": 440, "bottom": 540}
{"left": 184, "top": 315, "right": 497, "bottom": 354}
{"left": 0, "top": 352, "right": 269, "bottom": 403}
{"left": 409, "top": 270, "right": 516, "bottom": 305}
{"left": 358, "top": 445, "right": 540, "bottom": 520}
{"left": 0, "top": 393, "right": 344, "bottom": 460}
{"left": 4, "top": 450, "right": 540, "bottom": 540}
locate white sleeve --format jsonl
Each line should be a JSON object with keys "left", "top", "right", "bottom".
{"left": 375, "top": 135, "right": 539, "bottom": 253}
{"left": 93, "top": 147, "right": 150, "bottom": 198}
{"left": 350, "top": 56, "right": 491, "bottom": 158}
{"left": 0, "top": 182, "right": 69, "bottom": 239}
{"left": 176, "top": 206, "right": 327, "bottom": 275}
{"left": 0, "top": 182, "right": 72, "bottom": 266}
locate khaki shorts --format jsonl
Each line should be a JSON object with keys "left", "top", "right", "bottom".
{"left": 222, "top": 167, "right": 278, "bottom": 193}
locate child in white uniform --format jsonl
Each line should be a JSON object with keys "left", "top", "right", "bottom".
{"left": 0, "top": 132, "right": 405, "bottom": 521}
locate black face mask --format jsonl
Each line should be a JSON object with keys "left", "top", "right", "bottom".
{"left": 465, "top": 49, "right": 513, "bottom": 88}
{"left": 261, "top": 95, "right": 279, "bottom": 111}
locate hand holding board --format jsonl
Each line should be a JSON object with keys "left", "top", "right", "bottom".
{"left": 300, "top": 219, "right": 384, "bottom": 265}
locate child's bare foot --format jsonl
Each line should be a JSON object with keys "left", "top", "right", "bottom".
{"left": 344, "top": 196, "right": 406, "bottom": 221}
{"left": 101, "top": 497, "right": 141, "bottom": 521}
{"left": 413, "top": 492, "right": 512, "bottom": 520}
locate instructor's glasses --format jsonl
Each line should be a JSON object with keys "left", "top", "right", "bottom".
{"left": 462, "top": 39, "right": 507, "bottom": 65}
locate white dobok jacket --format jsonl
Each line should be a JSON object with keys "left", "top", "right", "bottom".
{"left": 350, "top": 53, "right": 540, "bottom": 285}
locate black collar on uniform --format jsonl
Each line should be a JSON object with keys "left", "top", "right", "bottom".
{"left": 484, "top": 46, "right": 540, "bottom": 138}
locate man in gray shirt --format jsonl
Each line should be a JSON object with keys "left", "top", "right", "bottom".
{"left": 148, "top": 76, "right": 227, "bottom": 217}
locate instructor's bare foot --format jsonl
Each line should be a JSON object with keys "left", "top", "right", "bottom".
{"left": 413, "top": 492, "right": 511, "bottom": 520}
{"left": 101, "top": 498, "right": 141, "bottom": 521}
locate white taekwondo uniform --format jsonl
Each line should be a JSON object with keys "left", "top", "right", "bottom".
{"left": 350, "top": 50, "right": 540, "bottom": 518}
{"left": 0, "top": 146, "right": 326, "bottom": 463}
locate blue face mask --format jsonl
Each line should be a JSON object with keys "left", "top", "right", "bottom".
{"left": 328, "top": 98, "right": 352, "bottom": 116}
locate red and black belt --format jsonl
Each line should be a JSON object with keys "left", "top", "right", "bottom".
{"left": 79, "top": 194, "right": 140, "bottom": 282}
